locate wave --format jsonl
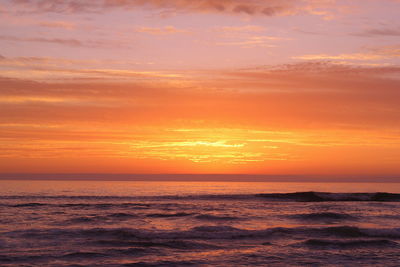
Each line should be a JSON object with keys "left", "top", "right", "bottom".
{"left": 108, "top": 212, "right": 139, "bottom": 218}
{"left": 124, "top": 260, "right": 205, "bottom": 267}
{"left": 6, "top": 203, "right": 151, "bottom": 210}
{"left": 8, "top": 225, "right": 400, "bottom": 241}
{"left": 62, "top": 212, "right": 242, "bottom": 225}
{"left": 289, "top": 212, "right": 355, "bottom": 221}
{"left": 315, "top": 226, "right": 400, "bottom": 238}
{"left": 300, "top": 239, "right": 399, "bottom": 249}
{"left": 3, "top": 191, "right": 400, "bottom": 202}
{"left": 0, "top": 194, "right": 252, "bottom": 201}
{"left": 61, "top": 251, "right": 108, "bottom": 259}
{"left": 94, "top": 239, "right": 218, "bottom": 249}
{"left": 104, "top": 240, "right": 220, "bottom": 250}
{"left": 63, "top": 213, "right": 139, "bottom": 224}
{"left": 59, "top": 203, "right": 151, "bottom": 209}
{"left": 65, "top": 217, "right": 98, "bottom": 224}
{"left": 146, "top": 212, "right": 193, "bottom": 218}
{"left": 0, "top": 254, "right": 51, "bottom": 263}
{"left": 195, "top": 214, "right": 240, "bottom": 221}
{"left": 12, "top": 203, "right": 47, "bottom": 207}
{"left": 256, "top": 192, "right": 400, "bottom": 202}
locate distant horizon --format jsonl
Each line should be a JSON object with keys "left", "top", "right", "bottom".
{"left": 1, "top": 173, "right": 400, "bottom": 183}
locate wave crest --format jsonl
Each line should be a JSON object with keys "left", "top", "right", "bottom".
{"left": 301, "top": 239, "right": 398, "bottom": 249}
{"left": 256, "top": 192, "right": 400, "bottom": 202}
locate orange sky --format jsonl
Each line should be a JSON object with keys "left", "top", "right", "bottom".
{"left": 0, "top": 0, "right": 399, "bottom": 177}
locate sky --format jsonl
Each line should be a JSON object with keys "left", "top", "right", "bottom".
{"left": 0, "top": 0, "right": 399, "bottom": 178}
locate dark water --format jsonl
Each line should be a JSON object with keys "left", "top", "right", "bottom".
{"left": 1, "top": 181, "right": 400, "bottom": 266}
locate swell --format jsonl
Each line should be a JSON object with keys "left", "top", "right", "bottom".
{"left": 146, "top": 212, "right": 193, "bottom": 218}
{"left": 124, "top": 260, "right": 206, "bottom": 266}
{"left": 300, "top": 238, "right": 399, "bottom": 249}
{"left": 61, "top": 212, "right": 242, "bottom": 225}
{"left": 4, "top": 203, "right": 151, "bottom": 209}
{"left": 7, "top": 225, "right": 400, "bottom": 241}
{"left": 2, "top": 191, "right": 400, "bottom": 202}
{"left": 96, "top": 240, "right": 221, "bottom": 249}
{"left": 63, "top": 213, "right": 139, "bottom": 224}
{"left": 194, "top": 214, "right": 240, "bottom": 220}
{"left": 256, "top": 192, "right": 400, "bottom": 202}
{"left": 289, "top": 212, "right": 355, "bottom": 221}
{"left": 12, "top": 203, "right": 48, "bottom": 207}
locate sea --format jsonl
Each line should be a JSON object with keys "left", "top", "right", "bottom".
{"left": 1, "top": 180, "right": 400, "bottom": 267}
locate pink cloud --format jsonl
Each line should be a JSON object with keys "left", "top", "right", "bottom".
{"left": 38, "top": 21, "right": 76, "bottom": 30}
{"left": 0, "top": 35, "right": 130, "bottom": 49}
{"left": 9, "top": 0, "right": 337, "bottom": 17}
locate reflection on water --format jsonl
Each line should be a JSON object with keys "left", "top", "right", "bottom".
{"left": 1, "top": 180, "right": 400, "bottom": 196}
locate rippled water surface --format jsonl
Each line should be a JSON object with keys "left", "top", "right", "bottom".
{"left": 1, "top": 181, "right": 400, "bottom": 266}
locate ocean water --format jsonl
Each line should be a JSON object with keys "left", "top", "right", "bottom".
{"left": 1, "top": 180, "right": 400, "bottom": 267}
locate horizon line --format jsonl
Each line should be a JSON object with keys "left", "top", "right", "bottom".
{"left": 1, "top": 173, "right": 400, "bottom": 183}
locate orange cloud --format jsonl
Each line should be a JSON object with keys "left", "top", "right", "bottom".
{"left": 294, "top": 45, "right": 400, "bottom": 62}
{"left": 215, "top": 25, "right": 266, "bottom": 33}
{"left": 295, "top": 53, "right": 386, "bottom": 61}
{"left": 215, "top": 36, "right": 282, "bottom": 47}
{"left": 1, "top": 60, "right": 399, "bottom": 174}
{"left": 38, "top": 20, "right": 76, "bottom": 30}
{"left": 136, "top": 26, "right": 189, "bottom": 35}
{"left": 1, "top": 61, "right": 399, "bottom": 128}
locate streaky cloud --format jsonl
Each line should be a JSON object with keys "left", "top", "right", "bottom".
{"left": 0, "top": 35, "right": 130, "bottom": 49}
{"left": 354, "top": 27, "right": 400, "bottom": 37}
{"left": 9, "top": 0, "right": 335, "bottom": 17}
